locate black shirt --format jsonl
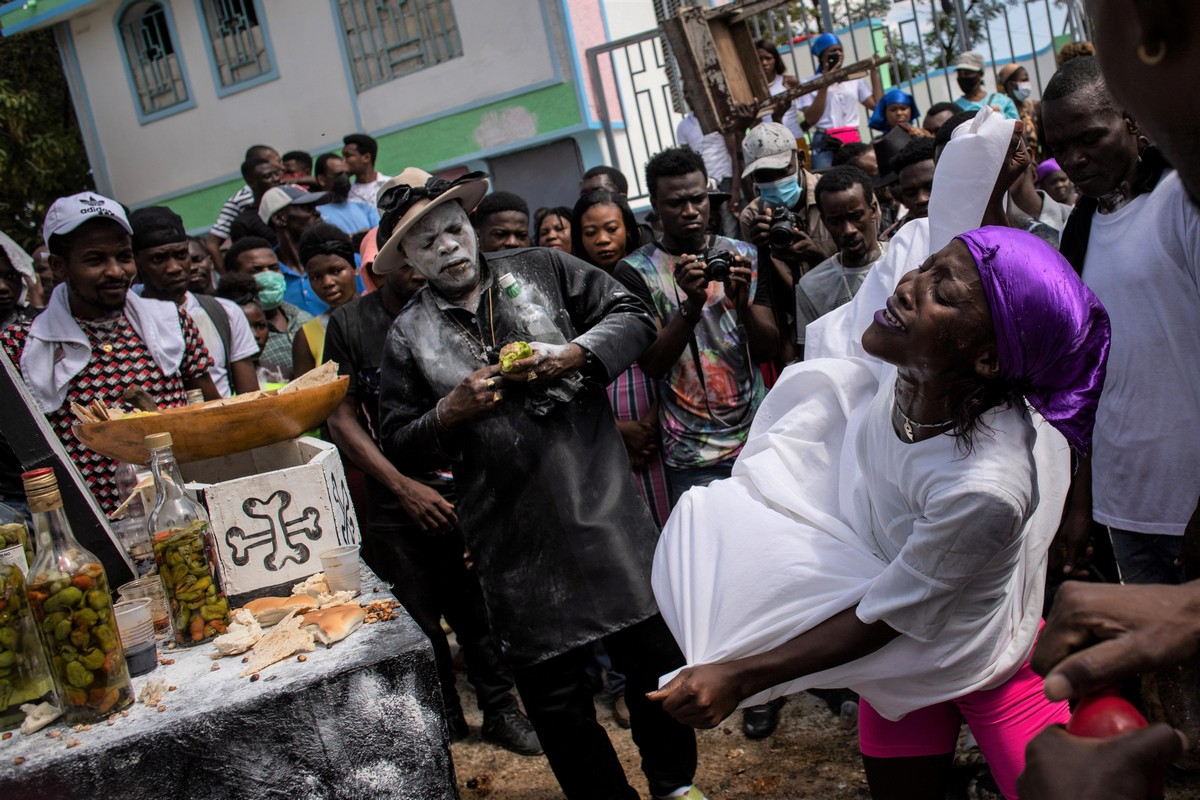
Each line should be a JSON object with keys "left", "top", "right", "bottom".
{"left": 324, "top": 291, "right": 449, "bottom": 527}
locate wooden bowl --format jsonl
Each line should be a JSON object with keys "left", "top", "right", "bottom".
{"left": 73, "top": 376, "right": 349, "bottom": 464}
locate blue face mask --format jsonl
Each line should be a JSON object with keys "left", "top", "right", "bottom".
{"left": 254, "top": 269, "right": 287, "bottom": 310}
{"left": 756, "top": 175, "right": 802, "bottom": 209}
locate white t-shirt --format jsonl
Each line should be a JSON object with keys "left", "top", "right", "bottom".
{"left": 677, "top": 114, "right": 733, "bottom": 182}
{"left": 796, "top": 77, "right": 871, "bottom": 131}
{"left": 183, "top": 293, "right": 260, "bottom": 398}
{"left": 348, "top": 173, "right": 393, "bottom": 207}
{"left": 1082, "top": 170, "right": 1200, "bottom": 535}
{"left": 795, "top": 248, "right": 885, "bottom": 344}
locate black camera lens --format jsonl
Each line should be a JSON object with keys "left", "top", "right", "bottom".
{"left": 703, "top": 249, "right": 733, "bottom": 282}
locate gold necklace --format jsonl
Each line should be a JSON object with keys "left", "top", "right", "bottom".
{"left": 80, "top": 315, "right": 123, "bottom": 354}
{"left": 445, "top": 287, "right": 496, "bottom": 363}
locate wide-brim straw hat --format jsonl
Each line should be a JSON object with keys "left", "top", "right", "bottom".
{"left": 372, "top": 167, "right": 490, "bottom": 275}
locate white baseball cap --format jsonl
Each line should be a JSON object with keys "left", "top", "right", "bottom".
{"left": 741, "top": 122, "right": 798, "bottom": 178}
{"left": 42, "top": 192, "right": 133, "bottom": 246}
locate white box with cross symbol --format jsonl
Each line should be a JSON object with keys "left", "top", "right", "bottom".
{"left": 181, "top": 437, "right": 361, "bottom": 599}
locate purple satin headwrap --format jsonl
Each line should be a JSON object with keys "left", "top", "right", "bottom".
{"left": 955, "top": 227, "right": 1110, "bottom": 454}
{"left": 1034, "top": 158, "right": 1062, "bottom": 185}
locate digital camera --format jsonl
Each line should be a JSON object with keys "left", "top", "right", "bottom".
{"left": 768, "top": 206, "right": 799, "bottom": 250}
{"left": 702, "top": 247, "right": 734, "bottom": 282}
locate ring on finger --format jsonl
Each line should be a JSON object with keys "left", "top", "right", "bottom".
{"left": 492, "top": 390, "right": 502, "bottom": 404}
{"left": 527, "top": 370, "right": 538, "bottom": 382}
{"left": 485, "top": 378, "right": 496, "bottom": 390}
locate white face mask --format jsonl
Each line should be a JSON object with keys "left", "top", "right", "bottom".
{"left": 1012, "top": 81, "right": 1033, "bottom": 102}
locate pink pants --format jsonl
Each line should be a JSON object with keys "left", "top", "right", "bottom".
{"left": 858, "top": 660, "right": 1070, "bottom": 799}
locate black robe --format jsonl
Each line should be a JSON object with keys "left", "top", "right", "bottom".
{"left": 378, "top": 247, "right": 660, "bottom": 666}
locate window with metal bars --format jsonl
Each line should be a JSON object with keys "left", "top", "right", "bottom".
{"left": 197, "top": 0, "right": 276, "bottom": 93}
{"left": 116, "top": 0, "right": 192, "bottom": 120}
{"left": 335, "top": 0, "right": 464, "bottom": 92}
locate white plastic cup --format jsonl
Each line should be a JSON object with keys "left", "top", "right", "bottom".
{"left": 114, "top": 597, "right": 155, "bottom": 649}
{"left": 320, "top": 545, "right": 361, "bottom": 594}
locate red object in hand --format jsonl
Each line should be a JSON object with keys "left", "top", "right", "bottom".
{"left": 1067, "top": 691, "right": 1163, "bottom": 799}
{"left": 1067, "top": 691, "right": 1149, "bottom": 738}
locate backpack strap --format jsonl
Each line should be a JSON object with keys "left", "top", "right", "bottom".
{"left": 194, "top": 294, "right": 233, "bottom": 369}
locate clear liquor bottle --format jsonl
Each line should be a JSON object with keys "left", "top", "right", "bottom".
{"left": 497, "top": 273, "right": 585, "bottom": 403}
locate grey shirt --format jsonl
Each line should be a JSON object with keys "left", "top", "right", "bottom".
{"left": 795, "top": 248, "right": 884, "bottom": 344}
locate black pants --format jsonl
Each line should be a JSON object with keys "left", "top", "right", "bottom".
{"left": 364, "top": 520, "right": 517, "bottom": 717}
{"left": 511, "top": 614, "right": 697, "bottom": 800}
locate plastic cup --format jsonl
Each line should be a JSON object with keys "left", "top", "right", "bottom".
{"left": 114, "top": 598, "right": 155, "bottom": 649}
{"left": 118, "top": 575, "right": 173, "bottom": 640}
{"left": 320, "top": 545, "right": 361, "bottom": 594}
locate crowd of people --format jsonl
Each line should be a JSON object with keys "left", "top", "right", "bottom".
{"left": 0, "top": 7, "right": 1198, "bottom": 797}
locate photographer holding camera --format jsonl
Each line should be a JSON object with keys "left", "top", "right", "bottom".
{"left": 737, "top": 123, "right": 836, "bottom": 363}
{"left": 793, "top": 33, "right": 881, "bottom": 170}
{"left": 615, "top": 147, "right": 778, "bottom": 511}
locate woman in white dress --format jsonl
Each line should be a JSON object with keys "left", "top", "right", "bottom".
{"left": 649, "top": 226, "right": 1110, "bottom": 799}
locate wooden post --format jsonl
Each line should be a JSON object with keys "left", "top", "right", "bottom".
{"left": 0, "top": 349, "right": 134, "bottom": 587}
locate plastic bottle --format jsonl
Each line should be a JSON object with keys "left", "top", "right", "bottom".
{"left": 497, "top": 272, "right": 585, "bottom": 403}
{"left": 145, "top": 433, "right": 231, "bottom": 647}
{"left": 23, "top": 467, "right": 133, "bottom": 723}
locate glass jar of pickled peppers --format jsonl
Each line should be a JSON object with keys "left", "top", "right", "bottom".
{"left": 145, "top": 433, "right": 231, "bottom": 646}
{"left": 23, "top": 468, "right": 133, "bottom": 723}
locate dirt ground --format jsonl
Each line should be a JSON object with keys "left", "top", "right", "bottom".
{"left": 447, "top": 674, "right": 1200, "bottom": 800}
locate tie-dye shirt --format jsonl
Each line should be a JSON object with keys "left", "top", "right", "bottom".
{"left": 615, "top": 237, "right": 768, "bottom": 469}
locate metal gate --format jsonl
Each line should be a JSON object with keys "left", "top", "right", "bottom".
{"left": 584, "top": 0, "right": 1091, "bottom": 205}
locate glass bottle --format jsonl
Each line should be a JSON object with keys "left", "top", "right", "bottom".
{"left": 0, "top": 561, "right": 58, "bottom": 731}
{"left": 23, "top": 467, "right": 133, "bottom": 723}
{"left": 0, "top": 501, "right": 32, "bottom": 574}
{"left": 145, "top": 433, "right": 230, "bottom": 647}
{"left": 497, "top": 272, "right": 585, "bottom": 403}
{"left": 113, "top": 460, "right": 155, "bottom": 576}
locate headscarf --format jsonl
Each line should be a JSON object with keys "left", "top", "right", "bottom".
{"left": 869, "top": 88, "right": 920, "bottom": 133}
{"left": 1034, "top": 158, "right": 1062, "bottom": 184}
{"left": 810, "top": 33, "right": 840, "bottom": 71}
{"left": 0, "top": 230, "right": 35, "bottom": 307}
{"left": 956, "top": 226, "right": 1110, "bottom": 454}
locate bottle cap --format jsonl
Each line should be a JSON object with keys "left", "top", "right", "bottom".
{"left": 21, "top": 468, "right": 57, "bottom": 495}
{"left": 185, "top": 389, "right": 204, "bottom": 405}
{"left": 144, "top": 432, "right": 173, "bottom": 450}
{"left": 497, "top": 273, "right": 517, "bottom": 289}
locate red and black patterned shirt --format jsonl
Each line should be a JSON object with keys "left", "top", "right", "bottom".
{"left": 1, "top": 309, "right": 211, "bottom": 514}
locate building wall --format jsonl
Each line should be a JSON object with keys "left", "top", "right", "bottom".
{"left": 54, "top": 0, "right": 581, "bottom": 230}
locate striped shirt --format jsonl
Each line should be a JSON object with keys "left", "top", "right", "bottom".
{"left": 607, "top": 363, "right": 671, "bottom": 528}
{"left": 210, "top": 185, "right": 254, "bottom": 239}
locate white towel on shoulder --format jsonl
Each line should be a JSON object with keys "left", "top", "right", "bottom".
{"left": 21, "top": 283, "right": 185, "bottom": 413}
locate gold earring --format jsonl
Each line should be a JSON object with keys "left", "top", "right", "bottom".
{"left": 1138, "top": 41, "right": 1166, "bottom": 65}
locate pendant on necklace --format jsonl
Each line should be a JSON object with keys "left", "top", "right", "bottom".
{"left": 903, "top": 419, "right": 914, "bottom": 442}
{"left": 101, "top": 343, "right": 114, "bottom": 354}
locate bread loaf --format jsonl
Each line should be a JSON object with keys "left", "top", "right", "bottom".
{"left": 242, "top": 595, "right": 318, "bottom": 626}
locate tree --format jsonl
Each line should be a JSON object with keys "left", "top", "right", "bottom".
{"left": 0, "top": 28, "right": 93, "bottom": 253}
{"left": 923, "top": 0, "right": 1015, "bottom": 68}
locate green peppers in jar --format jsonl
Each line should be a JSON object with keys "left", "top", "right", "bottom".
{"left": 27, "top": 563, "right": 132, "bottom": 723}
{"left": 151, "top": 521, "right": 231, "bottom": 646}
{"left": 0, "top": 564, "right": 56, "bottom": 731}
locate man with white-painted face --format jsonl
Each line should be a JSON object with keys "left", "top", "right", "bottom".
{"left": 376, "top": 169, "right": 703, "bottom": 800}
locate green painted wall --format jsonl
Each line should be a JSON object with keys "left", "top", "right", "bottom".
{"left": 0, "top": 0, "right": 96, "bottom": 35}
{"left": 167, "top": 81, "right": 582, "bottom": 232}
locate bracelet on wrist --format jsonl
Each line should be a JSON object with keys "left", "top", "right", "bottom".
{"left": 680, "top": 303, "right": 703, "bottom": 324}
{"left": 434, "top": 398, "right": 450, "bottom": 431}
